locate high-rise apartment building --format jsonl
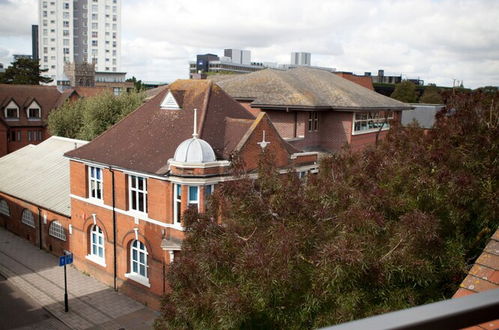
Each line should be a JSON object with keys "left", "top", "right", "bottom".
{"left": 38, "top": 0, "right": 121, "bottom": 86}
{"left": 291, "top": 52, "right": 311, "bottom": 66}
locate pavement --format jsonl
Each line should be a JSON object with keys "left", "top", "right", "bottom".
{"left": 0, "top": 227, "right": 158, "bottom": 330}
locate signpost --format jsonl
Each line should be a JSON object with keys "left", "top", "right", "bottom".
{"left": 59, "top": 252, "right": 73, "bottom": 312}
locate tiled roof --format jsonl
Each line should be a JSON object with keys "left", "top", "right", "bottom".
{"left": 64, "top": 79, "right": 258, "bottom": 175}
{"left": 0, "top": 84, "right": 64, "bottom": 127}
{"left": 0, "top": 136, "right": 88, "bottom": 216}
{"left": 214, "top": 67, "right": 412, "bottom": 110}
{"left": 453, "top": 228, "right": 499, "bottom": 329}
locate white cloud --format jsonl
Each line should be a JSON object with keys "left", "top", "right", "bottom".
{"left": 0, "top": 0, "right": 498, "bottom": 88}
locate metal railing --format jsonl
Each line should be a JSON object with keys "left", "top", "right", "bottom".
{"left": 321, "top": 288, "right": 499, "bottom": 330}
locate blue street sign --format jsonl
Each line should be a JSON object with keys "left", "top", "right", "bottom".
{"left": 59, "top": 253, "right": 73, "bottom": 266}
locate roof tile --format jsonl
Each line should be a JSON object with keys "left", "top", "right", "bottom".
{"left": 215, "top": 67, "right": 412, "bottom": 110}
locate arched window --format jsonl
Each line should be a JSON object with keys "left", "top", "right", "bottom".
{"left": 49, "top": 221, "right": 66, "bottom": 241}
{"left": 0, "top": 199, "right": 9, "bottom": 216}
{"left": 90, "top": 225, "right": 105, "bottom": 260}
{"left": 21, "top": 209, "right": 35, "bottom": 228}
{"left": 130, "top": 240, "right": 148, "bottom": 278}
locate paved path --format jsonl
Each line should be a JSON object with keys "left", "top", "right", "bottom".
{"left": 0, "top": 227, "right": 158, "bottom": 330}
{"left": 0, "top": 273, "right": 69, "bottom": 330}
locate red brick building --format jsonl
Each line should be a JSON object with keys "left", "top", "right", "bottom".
{"left": 213, "top": 67, "right": 412, "bottom": 153}
{"left": 63, "top": 79, "right": 317, "bottom": 309}
{"left": 0, "top": 84, "right": 76, "bottom": 157}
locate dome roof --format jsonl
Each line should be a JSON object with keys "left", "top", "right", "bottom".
{"left": 173, "top": 137, "right": 216, "bottom": 163}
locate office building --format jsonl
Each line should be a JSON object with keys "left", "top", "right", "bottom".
{"left": 190, "top": 50, "right": 335, "bottom": 78}
{"left": 38, "top": 0, "right": 121, "bottom": 86}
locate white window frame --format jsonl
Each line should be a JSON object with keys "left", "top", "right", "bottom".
{"left": 130, "top": 240, "right": 148, "bottom": 277}
{"left": 87, "top": 225, "right": 106, "bottom": 266}
{"left": 173, "top": 183, "right": 182, "bottom": 224}
{"left": 21, "top": 209, "right": 35, "bottom": 228}
{"left": 88, "top": 166, "right": 103, "bottom": 202}
{"left": 352, "top": 111, "right": 394, "bottom": 135}
{"left": 0, "top": 199, "right": 9, "bottom": 216}
{"left": 125, "top": 240, "right": 149, "bottom": 285}
{"left": 49, "top": 221, "right": 66, "bottom": 241}
{"left": 188, "top": 186, "right": 199, "bottom": 211}
{"left": 128, "top": 175, "right": 147, "bottom": 214}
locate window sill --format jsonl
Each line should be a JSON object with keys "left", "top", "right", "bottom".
{"left": 85, "top": 254, "right": 106, "bottom": 267}
{"left": 352, "top": 127, "right": 390, "bottom": 136}
{"left": 88, "top": 197, "right": 104, "bottom": 205}
{"left": 125, "top": 273, "right": 150, "bottom": 287}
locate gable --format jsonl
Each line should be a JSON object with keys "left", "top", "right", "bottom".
{"left": 160, "top": 91, "right": 181, "bottom": 110}
{"left": 28, "top": 100, "right": 41, "bottom": 109}
{"left": 235, "top": 113, "right": 298, "bottom": 171}
{"left": 6, "top": 100, "right": 19, "bottom": 110}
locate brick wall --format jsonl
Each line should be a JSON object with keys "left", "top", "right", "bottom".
{"left": 0, "top": 125, "right": 7, "bottom": 157}
{"left": 0, "top": 192, "right": 71, "bottom": 257}
{"left": 68, "top": 160, "right": 191, "bottom": 309}
{"left": 319, "top": 112, "right": 352, "bottom": 152}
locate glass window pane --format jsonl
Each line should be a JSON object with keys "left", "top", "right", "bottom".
{"left": 189, "top": 186, "right": 198, "bottom": 202}
{"left": 132, "top": 262, "right": 138, "bottom": 273}
{"left": 140, "top": 265, "right": 145, "bottom": 276}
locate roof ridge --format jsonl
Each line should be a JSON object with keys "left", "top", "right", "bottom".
{"left": 198, "top": 80, "right": 212, "bottom": 138}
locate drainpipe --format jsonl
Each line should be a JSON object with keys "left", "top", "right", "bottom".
{"left": 109, "top": 166, "right": 117, "bottom": 291}
{"left": 37, "top": 207, "right": 42, "bottom": 250}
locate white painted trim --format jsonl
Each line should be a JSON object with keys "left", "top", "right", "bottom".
{"left": 86, "top": 254, "right": 106, "bottom": 267}
{"left": 124, "top": 273, "right": 151, "bottom": 287}
{"left": 70, "top": 194, "right": 185, "bottom": 231}
{"left": 290, "top": 152, "right": 318, "bottom": 159}
{"left": 168, "top": 159, "right": 231, "bottom": 169}
{"left": 169, "top": 251, "right": 174, "bottom": 263}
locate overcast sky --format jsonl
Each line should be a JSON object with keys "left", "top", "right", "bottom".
{"left": 0, "top": 0, "right": 498, "bottom": 88}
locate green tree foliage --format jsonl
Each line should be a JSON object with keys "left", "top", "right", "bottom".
{"left": 48, "top": 91, "right": 144, "bottom": 140}
{"left": 0, "top": 58, "right": 53, "bottom": 85}
{"left": 390, "top": 80, "right": 417, "bottom": 103}
{"left": 126, "top": 76, "right": 145, "bottom": 91}
{"left": 420, "top": 84, "right": 443, "bottom": 104}
{"left": 155, "top": 91, "right": 498, "bottom": 329}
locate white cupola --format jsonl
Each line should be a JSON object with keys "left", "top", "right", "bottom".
{"left": 173, "top": 109, "right": 216, "bottom": 163}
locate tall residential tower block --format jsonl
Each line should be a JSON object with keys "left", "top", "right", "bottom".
{"left": 38, "top": 0, "right": 121, "bottom": 86}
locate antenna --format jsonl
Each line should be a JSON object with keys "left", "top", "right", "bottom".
{"left": 192, "top": 108, "right": 198, "bottom": 138}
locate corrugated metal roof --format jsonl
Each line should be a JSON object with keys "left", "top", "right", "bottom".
{"left": 0, "top": 136, "right": 88, "bottom": 216}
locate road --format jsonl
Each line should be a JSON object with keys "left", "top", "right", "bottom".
{"left": 0, "top": 274, "right": 69, "bottom": 330}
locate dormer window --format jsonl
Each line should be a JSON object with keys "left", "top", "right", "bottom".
{"left": 6, "top": 108, "right": 18, "bottom": 118}
{"left": 4, "top": 100, "right": 19, "bottom": 119}
{"left": 26, "top": 101, "right": 41, "bottom": 120}
{"left": 160, "top": 91, "right": 181, "bottom": 110}
{"left": 28, "top": 107, "right": 41, "bottom": 119}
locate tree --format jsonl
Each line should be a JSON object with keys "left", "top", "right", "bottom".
{"left": 419, "top": 84, "right": 443, "bottom": 104}
{"left": 126, "top": 76, "right": 145, "bottom": 92}
{"left": 155, "top": 91, "right": 498, "bottom": 329}
{"left": 0, "top": 58, "right": 53, "bottom": 85}
{"left": 48, "top": 90, "right": 144, "bottom": 140}
{"left": 390, "top": 80, "right": 417, "bottom": 103}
